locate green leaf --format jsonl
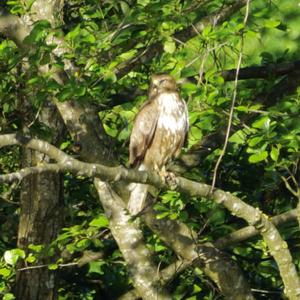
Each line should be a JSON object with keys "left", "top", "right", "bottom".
{"left": 27, "top": 77, "right": 40, "bottom": 85}
{"left": 103, "top": 70, "right": 117, "bottom": 83}
{"left": 229, "top": 130, "right": 246, "bottom": 144}
{"left": 264, "top": 19, "right": 281, "bottom": 28}
{"left": 154, "top": 243, "right": 167, "bottom": 252}
{"left": 119, "top": 49, "right": 137, "bottom": 61}
{"left": 137, "top": 0, "right": 150, "bottom": 7}
{"left": 249, "top": 151, "right": 268, "bottom": 163}
{"left": 186, "top": 296, "right": 197, "bottom": 300}
{"left": 169, "top": 213, "right": 178, "bottom": 220}
{"left": 192, "top": 284, "right": 202, "bottom": 294}
{"left": 66, "top": 243, "right": 76, "bottom": 254}
{"left": 0, "top": 268, "right": 10, "bottom": 277}
{"left": 28, "top": 244, "right": 43, "bottom": 253}
{"left": 74, "top": 86, "right": 87, "bottom": 97}
{"left": 24, "top": 20, "right": 51, "bottom": 44}
{"left": 26, "top": 255, "right": 36, "bottom": 264}
{"left": 89, "top": 261, "right": 105, "bottom": 275}
{"left": 57, "top": 86, "right": 73, "bottom": 102}
{"left": 270, "top": 146, "right": 280, "bottom": 161}
{"left": 120, "top": 1, "right": 130, "bottom": 14}
{"left": 3, "top": 103, "right": 10, "bottom": 114}
{"left": 248, "top": 136, "right": 263, "bottom": 147}
{"left": 76, "top": 239, "right": 91, "bottom": 250}
{"left": 48, "top": 264, "right": 58, "bottom": 270}
{"left": 188, "top": 126, "right": 202, "bottom": 147}
{"left": 164, "top": 40, "right": 176, "bottom": 54}
{"left": 252, "top": 116, "right": 270, "bottom": 130}
{"left": 181, "top": 67, "right": 197, "bottom": 77}
{"left": 188, "top": 112, "right": 199, "bottom": 125}
{"left": 156, "top": 212, "right": 170, "bottom": 219}
{"left": 4, "top": 249, "right": 25, "bottom": 266}
{"left": 60, "top": 141, "right": 71, "bottom": 150}
{"left": 209, "top": 208, "right": 226, "bottom": 225}
{"left": 89, "top": 214, "right": 109, "bottom": 228}
{"left": 181, "top": 82, "right": 198, "bottom": 94}
{"left": 3, "top": 293, "right": 15, "bottom": 300}
{"left": 235, "top": 105, "right": 249, "bottom": 112}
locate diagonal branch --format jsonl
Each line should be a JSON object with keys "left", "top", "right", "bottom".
{"left": 94, "top": 179, "right": 170, "bottom": 299}
{"left": 2, "top": 155, "right": 298, "bottom": 254}
{"left": 214, "top": 208, "right": 298, "bottom": 249}
{"left": 175, "top": 0, "right": 249, "bottom": 42}
{"left": 221, "top": 60, "right": 300, "bottom": 81}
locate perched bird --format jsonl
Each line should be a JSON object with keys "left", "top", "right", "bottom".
{"left": 128, "top": 74, "right": 189, "bottom": 215}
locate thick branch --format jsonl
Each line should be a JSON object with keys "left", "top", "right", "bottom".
{"left": 142, "top": 205, "right": 254, "bottom": 300}
{"left": 2, "top": 157, "right": 298, "bottom": 253}
{"left": 262, "top": 70, "right": 300, "bottom": 105}
{"left": 221, "top": 60, "right": 300, "bottom": 81}
{"left": 110, "top": 59, "right": 300, "bottom": 107}
{"left": 94, "top": 179, "right": 170, "bottom": 299}
{"left": 214, "top": 208, "right": 298, "bottom": 249}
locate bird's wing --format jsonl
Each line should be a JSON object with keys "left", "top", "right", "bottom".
{"left": 129, "top": 100, "right": 159, "bottom": 167}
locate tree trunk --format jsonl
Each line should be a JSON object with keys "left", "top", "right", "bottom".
{"left": 15, "top": 104, "right": 65, "bottom": 300}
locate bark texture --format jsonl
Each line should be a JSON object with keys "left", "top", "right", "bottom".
{"left": 15, "top": 105, "right": 65, "bottom": 300}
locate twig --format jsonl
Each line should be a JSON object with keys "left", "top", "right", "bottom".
{"left": 210, "top": 0, "right": 251, "bottom": 192}
{"left": 280, "top": 175, "right": 299, "bottom": 198}
{"left": 18, "top": 262, "right": 78, "bottom": 271}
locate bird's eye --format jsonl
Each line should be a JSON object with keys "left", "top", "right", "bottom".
{"left": 159, "top": 79, "right": 165, "bottom": 84}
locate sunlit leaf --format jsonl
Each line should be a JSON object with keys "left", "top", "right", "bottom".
{"left": 249, "top": 151, "right": 268, "bottom": 163}
{"left": 89, "top": 214, "right": 109, "bottom": 228}
{"left": 164, "top": 40, "right": 176, "bottom": 54}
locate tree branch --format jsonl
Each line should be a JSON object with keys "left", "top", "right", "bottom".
{"left": 2, "top": 154, "right": 297, "bottom": 253}
{"left": 214, "top": 208, "right": 298, "bottom": 249}
{"left": 175, "top": 0, "right": 249, "bottom": 42}
{"left": 109, "top": 59, "right": 300, "bottom": 108}
{"left": 1, "top": 133, "right": 300, "bottom": 298}
{"left": 221, "top": 60, "right": 300, "bottom": 81}
{"left": 142, "top": 205, "right": 254, "bottom": 299}
{"left": 94, "top": 179, "right": 170, "bottom": 299}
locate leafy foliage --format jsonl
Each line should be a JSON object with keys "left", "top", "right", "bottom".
{"left": 0, "top": 0, "right": 300, "bottom": 299}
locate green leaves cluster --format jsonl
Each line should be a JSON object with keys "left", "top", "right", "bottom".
{"left": 1, "top": 0, "right": 300, "bottom": 298}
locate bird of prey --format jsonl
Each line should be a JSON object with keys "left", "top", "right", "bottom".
{"left": 128, "top": 74, "right": 189, "bottom": 215}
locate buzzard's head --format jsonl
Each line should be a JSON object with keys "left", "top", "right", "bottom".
{"left": 149, "top": 74, "right": 177, "bottom": 99}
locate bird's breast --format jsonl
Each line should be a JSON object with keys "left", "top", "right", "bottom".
{"left": 157, "top": 93, "right": 187, "bottom": 134}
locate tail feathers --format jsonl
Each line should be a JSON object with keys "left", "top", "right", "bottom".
{"left": 127, "top": 183, "right": 148, "bottom": 215}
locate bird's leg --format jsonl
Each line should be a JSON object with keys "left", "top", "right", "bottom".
{"left": 158, "top": 166, "right": 178, "bottom": 190}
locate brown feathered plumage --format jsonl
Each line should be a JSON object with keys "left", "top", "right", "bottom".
{"left": 128, "top": 74, "right": 189, "bottom": 215}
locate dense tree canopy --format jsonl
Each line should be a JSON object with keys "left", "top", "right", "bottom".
{"left": 0, "top": 0, "right": 300, "bottom": 299}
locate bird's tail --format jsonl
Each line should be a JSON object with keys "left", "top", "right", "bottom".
{"left": 127, "top": 183, "right": 148, "bottom": 216}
